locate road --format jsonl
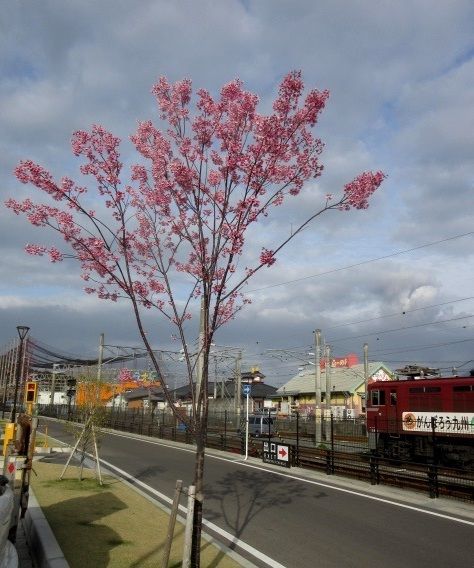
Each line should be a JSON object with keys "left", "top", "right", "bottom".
{"left": 41, "top": 419, "right": 474, "bottom": 568}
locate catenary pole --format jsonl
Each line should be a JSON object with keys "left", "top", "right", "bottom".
{"left": 314, "top": 330, "right": 322, "bottom": 445}
{"left": 235, "top": 351, "right": 242, "bottom": 425}
{"left": 50, "top": 363, "right": 59, "bottom": 406}
{"left": 196, "top": 298, "right": 205, "bottom": 398}
{"left": 97, "top": 333, "right": 104, "bottom": 382}
{"left": 325, "top": 344, "right": 331, "bottom": 415}
{"left": 363, "top": 343, "right": 369, "bottom": 413}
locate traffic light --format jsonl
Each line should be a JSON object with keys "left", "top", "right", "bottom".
{"left": 25, "top": 381, "right": 38, "bottom": 404}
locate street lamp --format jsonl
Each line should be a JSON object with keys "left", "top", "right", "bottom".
{"left": 10, "top": 326, "right": 30, "bottom": 423}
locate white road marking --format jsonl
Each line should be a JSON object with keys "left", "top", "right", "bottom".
{"left": 95, "top": 456, "right": 287, "bottom": 568}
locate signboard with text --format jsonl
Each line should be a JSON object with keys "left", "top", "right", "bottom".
{"left": 262, "top": 441, "right": 291, "bottom": 468}
{"left": 402, "top": 412, "right": 474, "bottom": 435}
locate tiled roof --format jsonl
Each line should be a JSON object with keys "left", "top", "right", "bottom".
{"left": 276, "top": 362, "right": 392, "bottom": 395}
{"left": 124, "top": 386, "right": 164, "bottom": 401}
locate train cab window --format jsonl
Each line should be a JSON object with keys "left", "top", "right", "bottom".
{"left": 390, "top": 391, "right": 397, "bottom": 405}
{"left": 370, "top": 389, "right": 386, "bottom": 406}
{"left": 453, "top": 384, "right": 474, "bottom": 411}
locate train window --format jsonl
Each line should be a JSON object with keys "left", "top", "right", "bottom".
{"left": 390, "top": 391, "right": 397, "bottom": 405}
{"left": 425, "top": 387, "right": 441, "bottom": 393}
{"left": 453, "top": 385, "right": 471, "bottom": 392}
{"left": 409, "top": 387, "right": 423, "bottom": 393}
{"left": 371, "top": 390, "right": 386, "bottom": 406}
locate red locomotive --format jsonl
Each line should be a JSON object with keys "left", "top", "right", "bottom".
{"left": 366, "top": 369, "right": 474, "bottom": 469}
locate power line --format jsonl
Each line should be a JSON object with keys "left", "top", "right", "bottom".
{"left": 326, "top": 296, "right": 474, "bottom": 329}
{"left": 328, "top": 313, "right": 474, "bottom": 343}
{"left": 247, "top": 230, "right": 474, "bottom": 293}
{"left": 370, "top": 336, "right": 474, "bottom": 356}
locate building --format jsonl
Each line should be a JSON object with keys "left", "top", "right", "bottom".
{"left": 123, "top": 386, "right": 165, "bottom": 411}
{"left": 274, "top": 359, "right": 393, "bottom": 418}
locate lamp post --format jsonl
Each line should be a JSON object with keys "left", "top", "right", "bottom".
{"left": 10, "top": 326, "right": 30, "bottom": 424}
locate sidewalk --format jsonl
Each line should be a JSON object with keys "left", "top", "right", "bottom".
{"left": 1, "top": 450, "right": 70, "bottom": 568}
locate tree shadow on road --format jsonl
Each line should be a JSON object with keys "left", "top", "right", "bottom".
{"left": 132, "top": 463, "right": 166, "bottom": 481}
{"left": 204, "top": 469, "right": 327, "bottom": 544}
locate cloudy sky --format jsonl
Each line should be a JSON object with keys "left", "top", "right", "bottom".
{"left": 1, "top": 1, "right": 473, "bottom": 387}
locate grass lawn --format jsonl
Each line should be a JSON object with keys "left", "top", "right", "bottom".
{"left": 31, "top": 461, "right": 243, "bottom": 568}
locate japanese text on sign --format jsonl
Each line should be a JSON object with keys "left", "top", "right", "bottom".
{"left": 402, "top": 412, "right": 474, "bottom": 434}
{"left": 262, "top": 441, "right": 291, "bottom": 468}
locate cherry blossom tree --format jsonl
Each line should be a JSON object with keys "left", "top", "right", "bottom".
{"left": 6, "top": 71, "right": 384, "bottom": 565}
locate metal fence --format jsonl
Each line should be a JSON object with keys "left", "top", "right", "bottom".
{"left": 36, "top": 405, "right": 473, "bottom": 502}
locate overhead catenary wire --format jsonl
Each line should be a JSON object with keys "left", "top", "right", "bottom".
{"left": 247, "top": 230, "right": 474, "bottom": 293}
{"left": 328, "top": 313, "right": 474, "bottom": 343}
{"left": 369, "top": 336, "right": 474, "bottom": 357}
{"left": 326, "top": 295, "right": 474, "bottom": 329}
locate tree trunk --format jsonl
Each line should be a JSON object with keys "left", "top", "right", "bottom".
{"left": 190, "top": 430, "right": 205, "bottom": 567}
{"left": 190, "top": 353, "right": 209, "bottom": 568}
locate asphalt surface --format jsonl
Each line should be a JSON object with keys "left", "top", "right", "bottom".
{"left": 41, "top": 419, "right": 474, "bottom": 568}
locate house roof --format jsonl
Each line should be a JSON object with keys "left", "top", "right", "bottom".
{"left": 124, "top": 386, "right": 165, "bottom": 402}
{"left": 172, "top": 379, "right": 277, "bottom": 400}
{"left": 240, "top": 382, "right": 277, "bottom": 397}
{"left": 276, "top": 362, "right": 393, "bottom": 396}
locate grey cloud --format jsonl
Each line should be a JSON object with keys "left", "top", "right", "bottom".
{"left": 1, "top": 0, "right": 473, "bottom": 380}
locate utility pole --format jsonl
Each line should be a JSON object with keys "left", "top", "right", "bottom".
{"left": 10, "top": 340, "right": 19, "bottom": 407}
{"left": 234, "top": 351, "right": 242, "bottom": 424}
{"left": 314, "top": 330, "right": 322, "bottom": 445}
{"left": 1, "top": 345, "right": 12, "bottom": 418}
{"left": 325, "top": 344, "right": 331, "bottom": 416}
{"left": 11, "top": 327, "right": 29, "bottom": 424}
{"left": 0, "top": 346, "right": 8, "bottom": 411}
{"left": 96, "top": 333, "right": 105, "bottom": 405}
{"left": 50, "top": 363, "right": 59, "bottom": 406}
{"left": 196, "top": 298, "right": 205, "bottom": 401}
{"left": 363, "top": 343, "right": 369, "bottom": 413}
{"left": 97, "top": 333, "right": 104, "bottom": 382}
{"left": 2, "top": 342, "right": 15, "bottom": 413}
{"left": 213, "top": 355, "right": 218, "bottom": 400}
{"left": 9, "top": 342, "right": 17, "bottom": 402}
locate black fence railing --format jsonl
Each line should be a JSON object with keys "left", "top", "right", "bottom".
{"left": 36, "top": 405, "right": 473, "bottom": 502}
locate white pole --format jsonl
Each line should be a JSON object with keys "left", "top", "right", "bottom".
{"left": 244, "top": 391, "right": 249, "bottom": 460}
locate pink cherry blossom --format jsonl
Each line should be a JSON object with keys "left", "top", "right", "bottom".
{"left": 260, "top": 249, "right": 276, "bottom": 266}
{"left": 7, "top": 73, "right": 386, "bottom": 565}
{"left": 6, "top": 70, "right": 384, "bottom": 377}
